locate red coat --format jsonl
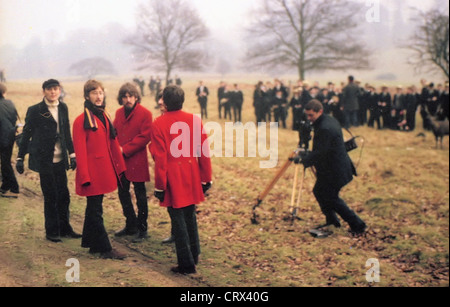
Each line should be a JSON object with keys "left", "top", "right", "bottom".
{"left": 114, "top": 104, "right": 153, "bottom": 183}
{"left": 150, "top": 111, "right": 212, "bottom": 209}
{"left": 73, "top": 112, "right": 126, "bottom": 197}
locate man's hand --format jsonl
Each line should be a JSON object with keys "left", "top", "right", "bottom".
{"left": 16, "top": 159, "right": 24, "bottom": 174}
{"left": 154, "top": 190, "right": 165, "bottom": 202}
{"left": 290, "top": 149, "right": 309, "bottom": 164}
{"left": 202, "top": 182, "right": 212, "bottom": 195}
{"left": 70, "top": 157, "right": 77, "bottom": 171}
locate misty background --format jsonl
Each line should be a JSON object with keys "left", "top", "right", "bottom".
{"left": 0, "top": 0, "right": 448, "bottom": 82}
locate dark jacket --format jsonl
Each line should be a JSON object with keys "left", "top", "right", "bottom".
{"left": 342, "top": 82, "right": 360, "bottom": 111}
{"left": 302, "top": 114, "right": 356, "bottom": 189}
{"left": 196, "top": 86, "right": 209, "bottom": 103}
{"left": 18, "top": 100, "right": 74, "bottom": 173}
{"left": 0, "top": 98, "right": 18, "bottom": 148}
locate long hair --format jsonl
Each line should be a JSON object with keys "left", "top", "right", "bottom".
{"left": 117, "top": 82, "right": 142, "bottom": 105}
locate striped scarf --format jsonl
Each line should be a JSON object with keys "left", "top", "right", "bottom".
{"left": 83, "top": 100, "right": 116, "bottom": 139}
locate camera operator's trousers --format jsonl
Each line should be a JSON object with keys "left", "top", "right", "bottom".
{"left": 313, "top": 179, "right": 365, "bottom": 231}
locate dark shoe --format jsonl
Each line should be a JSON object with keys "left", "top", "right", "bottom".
{"left": 171, "top": 266, "right": 196, "bottom": 275}
{"left": 162, "top": 235, "right": 175, "bottom": 244}
{"left": 46, "top": 235, "right": 62, "bottom": 243}
{"left": 115, "top": 227, "right": 138, "bottom": 237}
{"left": 62, "top": 231, "right": 82, "bottom": 239}
{"left": 132, "top": 231, "right": 148, "bottom": 243}
{"left": 349, "top": 224, "right": 367, "bottom": 237}
{"left": 100, "top": 249, "right": 126, "bottom": 260}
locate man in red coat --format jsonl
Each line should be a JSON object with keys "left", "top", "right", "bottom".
{"left": 150, "top": 85, "right": 212, "bottom": 274}
{"left": 73, "top": 80, "right": 127, "bottom": 260}
{"left": 113, "top": 83, "right": 153, "bottom": 242}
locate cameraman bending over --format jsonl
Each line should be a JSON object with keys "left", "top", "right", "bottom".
{"left": 300, "top": 100, "right": 367, "bottom": 235}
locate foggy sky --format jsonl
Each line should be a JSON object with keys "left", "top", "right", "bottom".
{"left": 0, "top": 0, "right": 447, "bottom": 81}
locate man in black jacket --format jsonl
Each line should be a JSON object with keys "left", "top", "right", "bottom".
{"left": 231, "top": 84, "right": 244, "bottom": 123}
{"left": 16, "top": 79, "right": 80, "bottom": 242}
{"left": 342, "top": 76, "right": 360, "bottom": 128}
{"left": 0, "top": 83, "right": 19, "bottom": 198}
{"left": 196, "top": 81, "right": 209, "bottom": 120}
{"left": 300, "top": 100, "right": 367, "bottom": 235}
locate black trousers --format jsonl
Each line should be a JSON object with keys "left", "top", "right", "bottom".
{"left": 218, "top": 102, "right": 223, "bottom": 119}
{"left": 368, "top": 109, "right": 381, "bottom": 129}
{"left": 0, "top": 143, "right": 19, "bottom": 193}
{"left": 233, "top": 103, "right": 242, "bottom": 123}
{"left": 274, "top": 108, "right": 287, "bottom": 129}
{"left": 199, "top": 101, "right": 208, "bottom": 119}
{"left": 224, "top": 103, "right": 232, "bottom": 120}
{"left": 313, "top": 179, "right": 366, "bottom": 231}
{"left": 39, "top": 161, "right": 73, "bottom": 237}
{"left": 118, "top": 176, "right": 148, "bottom": 232}
{"left": 81, "top": 195, "right": 112, "bottom": 253}
{"left": 167, "top": 205, "right": 200, "bottom": 269}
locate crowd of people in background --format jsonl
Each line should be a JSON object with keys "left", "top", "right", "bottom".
{"left": 250, "top": 76, "right": 449, "bottom": 133}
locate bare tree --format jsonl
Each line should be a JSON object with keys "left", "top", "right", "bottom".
{"left": 69, "top": 57, "right": 116, "bottom": 79}
{"left": 244, "top": 0, "right": 371, "bottom": 80}
{"left": 126, "top": 0, "right": 209, "bottom": 86}
{"left": 405, "top": 9, "right": 449, "bottom": 79}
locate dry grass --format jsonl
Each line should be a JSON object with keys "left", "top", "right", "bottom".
{"left": 0, "top": 77, "right": 448, "bottom": 287}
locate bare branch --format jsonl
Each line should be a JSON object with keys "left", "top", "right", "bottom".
{"left": 124, "top": 0, "right": 209, "bottom": 84}
{"left": 244, "top": 0, "right": 371, "bottom": 79}
{"left": 402, "top": 9, "right": 449, "bottom": 79}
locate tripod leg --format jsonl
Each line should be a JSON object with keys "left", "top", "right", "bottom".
{"left": 293, "top": 167, "right": 306, "bottom": 220}
{"left": 252, "top": 152, "right": 296, "bottom": 224}
{"left": 290, "top": 164, "right": 300, "bottom": 213}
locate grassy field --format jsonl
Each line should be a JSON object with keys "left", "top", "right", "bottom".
{"left": 0, "top": 77, "right": 448, "bottom": 287}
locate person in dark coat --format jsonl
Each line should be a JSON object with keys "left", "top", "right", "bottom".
{"left": 391, "top": 86, "right": 406, "bottom": 130}
{"left": 0, "top": 83, "right": 19, "bottom": 198}
{"left": 114, "top": 83, "right": 153, "bottom": 242}
{"left": 196, "top": 81, "right": 209, "bottom": 120}
{"left": 290, "top": 88, "right": 304, "bottom": 131}
{"left": 438, "top": 82, "right": 449, "bottom": 121}
{"left": 272, "top": 90, "right": 288, "bottom": 129}
{"left": 253, "top": 81, "right": 263, "bottom": 123}
{"left": 16, "top": 79, "right": 80, "bottom": 242}
{"left": 231, "top": 84, "right": 244, "bottom": 123}
{"left": 300, "top": 99, "right": 367, "bottom": 235}
{"left": 426, "top": 83, "right": 440, "bottom": 116}
{"left": 378, "top": 85, "right": 392, "bottom": 129}
{"left": 367, "top": 86, "right": 380, "bottom": 129}
{"left": 218, "top": 81, "right": 226, "bottom": 120}
{"left": 342, "top": 76, "right": 360, "bottom": 128}
{"left": 404, "top": 86, "right": 418, "bottom": 131}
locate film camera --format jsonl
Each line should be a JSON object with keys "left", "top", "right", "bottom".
{"left": 298, "top": 120, "right": 313, "bottom": 150}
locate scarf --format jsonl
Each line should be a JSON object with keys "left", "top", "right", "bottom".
{"left": 83, "top": 100, "right": 116, "bottom": 139}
